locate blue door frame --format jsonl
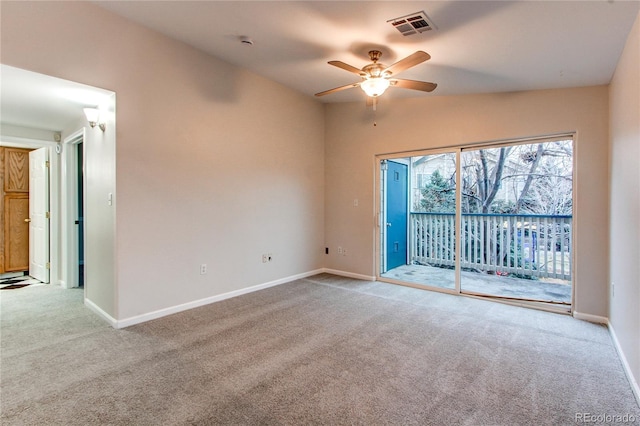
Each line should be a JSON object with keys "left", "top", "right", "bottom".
{"left": 385, "top": 161, "right": 408, "bottom": 271}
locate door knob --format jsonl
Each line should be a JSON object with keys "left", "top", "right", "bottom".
{"left": 386, "top": 222, "right": 392, "bottom": 227}
{"left": 24, "top": 218, "right": 31, "bottom": 223}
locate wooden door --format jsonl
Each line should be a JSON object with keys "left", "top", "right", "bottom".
{"left": 2, "top": 147, "right": 31, "bottom": 273}
{"left": 5, "top": 148, "right": 30, "bottom": 192}
{"left": 4, "top": 194, "right": 29, "bottom": 271}
{"left": 0, "top": 148, "right": 4, "bottom": 273}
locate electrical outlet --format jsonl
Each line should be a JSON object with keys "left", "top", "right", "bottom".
{"left": 200, "top": 264, "right": 207, "bottom": 275}
{"left": 262, "top": 254, "right": 268, "bottom": 263}
{"left": 338, "top": 246, "right": 343, "bottom": 254}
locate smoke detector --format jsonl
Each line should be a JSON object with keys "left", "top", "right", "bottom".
{"left": 388, "top": 11, "right": 436, "bottom": 36}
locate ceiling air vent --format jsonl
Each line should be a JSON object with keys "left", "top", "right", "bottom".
{"left": 388, "top": 11, "right": 435, "bottom": 36}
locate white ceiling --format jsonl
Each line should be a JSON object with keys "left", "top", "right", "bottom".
{"left": 1, "top": 1, "right": 639, "bottom": 131}
{"left": 94, "top": 0, "right": 640, "bottom": 102}
{"left": 1, "top": 65, "right": 114, "bottom": 132}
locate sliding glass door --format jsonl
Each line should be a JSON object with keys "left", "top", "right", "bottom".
{"left": 378, "top": 137, "right": 573, "bottom": 308}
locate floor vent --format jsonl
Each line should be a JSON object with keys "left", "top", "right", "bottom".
{"left": 388, "top": 11, "right": 435, "bottom": 36}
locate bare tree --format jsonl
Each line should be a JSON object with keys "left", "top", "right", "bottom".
{"left": 416, "top": 140, "right": 572, "bottom": 214}
{"left": 460, "top": 141, "right": 572, "bottom": 214}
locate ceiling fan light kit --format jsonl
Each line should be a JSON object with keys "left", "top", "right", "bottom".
{"left": 361, "top": 77, "right": 390, "bottom": 97}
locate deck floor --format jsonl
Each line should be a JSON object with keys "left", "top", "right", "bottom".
{"left": 381, "top": 263, "right": 571, "bottom": 305}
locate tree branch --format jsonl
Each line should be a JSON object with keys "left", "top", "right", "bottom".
{"left": 515, "top": 144, "right": 544, "bottom": 213}
{"left": 500, "top": 173, "right": 572, "bottom": 181}
{"left": 483, "top": 147, "right": 509, "bottom": 212}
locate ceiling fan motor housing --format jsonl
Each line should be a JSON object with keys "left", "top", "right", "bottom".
{"left": 362, "top": 63, "right": 387, "bottom": 78}
{"left": 368, "top": 50, "right": 382, "bottom": 62}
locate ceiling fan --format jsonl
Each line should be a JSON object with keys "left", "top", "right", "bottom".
{"left": 315, "top": 50, "right": 437, "bottom": 99}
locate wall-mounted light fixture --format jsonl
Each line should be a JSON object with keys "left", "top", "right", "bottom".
{"left": 83, "top": 107, "right": 105, "bottom": 132}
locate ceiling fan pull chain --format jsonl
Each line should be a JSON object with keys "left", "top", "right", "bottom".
{"left": 373, "top": 98, "right": 377, "bottom": 127}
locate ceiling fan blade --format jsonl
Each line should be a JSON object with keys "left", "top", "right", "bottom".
{"left": 315, "top": 81, "right": 361, "bottom": 97}
{"left": 383, "top": 51, "right": 431, "bottom": 76}
{"left": 328, "top": 61, "right": 364, "bottom": 76}
{"left": 390, "top": 79, "right": 437, "bottom": 92}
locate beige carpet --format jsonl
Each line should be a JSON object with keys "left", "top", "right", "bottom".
{"left": 1, "top": 273, "right": 638, "bottom": 425}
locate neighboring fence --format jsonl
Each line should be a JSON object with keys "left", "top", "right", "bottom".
{"left": 411, "top": 213, "right": 572, "bottom": 280}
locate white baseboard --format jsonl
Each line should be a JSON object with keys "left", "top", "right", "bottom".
{"left": 572, "top": 311, "right": 608, "bottom": 324}
{"left": 115, "top": 269, "right": 325, "bottom": 329}
{"left": 609, "top": 323, "right": 640, "bottom": 407}
{"left": 59, "top": 280, "right": 77, "bottom": 289}
{"left": 84, "top": 297, "right": 118, "bottom": 328}
{"left": 572, "top": 312, "right": 640, "bottom": 407}
{"left": 321, "top": 268, "right": 376, "bottom": 281}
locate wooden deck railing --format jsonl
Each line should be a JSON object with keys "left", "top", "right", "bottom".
{"left": 411, "top": 213, "right": 572, "bottom": 280}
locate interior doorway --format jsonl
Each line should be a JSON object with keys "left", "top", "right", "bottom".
{"left": 1, "top": 134, "right": 86, "bottom": 290}
{"left": 1, "top": 65, "right": 117, "bottom": 325}
{"left": 0, "top": 143, "right": 52, "bottom": 284}
{"left": 76, "top": 142, "right": 84, "bottom": 287}
{"left": 62, "top": 129, "right": 85, "bottom": 289}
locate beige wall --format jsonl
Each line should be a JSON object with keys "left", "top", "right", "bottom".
{"left": 1, "top": 2, "right": 325, "bottom": 320}
{"left": 82, "top": 93, "right": 117, "bottom": 316}
{"left": 609, "top": 11, "right": 640, "bottom": 393}
{"left": 325, "top": 86, "right": 609, "bottom": 317}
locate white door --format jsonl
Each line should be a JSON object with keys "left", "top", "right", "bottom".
{"left": 29, "top": 147, "right": 50, "bottom": 283}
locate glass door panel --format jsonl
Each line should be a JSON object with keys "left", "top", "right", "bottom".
{"left": 459, "top": 141, "right": 573, "bottom": 304}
